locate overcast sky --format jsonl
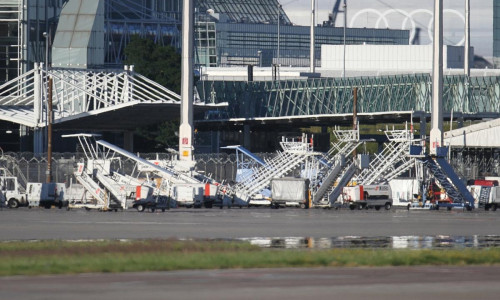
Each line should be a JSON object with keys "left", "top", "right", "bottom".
{"left": 283, "top": 0, "right": 493, "bottom": 58}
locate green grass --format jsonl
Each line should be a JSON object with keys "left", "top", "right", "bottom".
{"left": 1, "top": 240, "right": 500, "bottom": 276}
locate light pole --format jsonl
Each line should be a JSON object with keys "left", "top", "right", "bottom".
{"left": 257, "top": 50, "right": 262, "bottom": 67}
{"left": 343, "top": 0, "right": 347, "bottom": 80}
{"left": 277, "top": 2, "right": 281, "bottom": 64}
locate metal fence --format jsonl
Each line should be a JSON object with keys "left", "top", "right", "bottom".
{"left": 0, "top": 152, "right": 244, "bottom": 187}
{"left": 2, "top": 149, "right": 499, "bottom": 189}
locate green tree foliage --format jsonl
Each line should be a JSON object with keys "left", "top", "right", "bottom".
{"left": 124, "top": 35, "right": 181, "bottom": 94}
{"left": 123, "top": 36, "right": 182, "bottom": 151}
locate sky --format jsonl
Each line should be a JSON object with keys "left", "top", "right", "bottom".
{"left": 282, "top": 0, "right": 493, "bottom": 58}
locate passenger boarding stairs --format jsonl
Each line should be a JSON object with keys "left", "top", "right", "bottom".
{"left": 357, "top": 127, "right": 416, "bottom": 185}
{"left": 230, "top": 134, "right": 315, "bottom": 202}
{"left": 311, "top": 128, "right": 361, "bottom": 205}
{"left": 73, "top": 164, "right": 109, "bottom": 209}
{"left": 94, "top": 169, "right": 128, "bottom": 209}
{"left": 424, "top": 148, "right": 475, "bottom": 209}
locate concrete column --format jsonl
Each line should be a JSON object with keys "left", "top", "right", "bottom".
{"left": 211, "top": 131, "right": 220, "bottom": 153}
{"left": 420, "top": 115, "right": 427, "bottom": 141}
{"left": 123, "top": 131, "right": 134, "bottom": 152}
{"left": 33, "top": 128, "right": 45, "bottom": 154}
{"left": 243, "top": 125, "right": 251, "bottom": 150}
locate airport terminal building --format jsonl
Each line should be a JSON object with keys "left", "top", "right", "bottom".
{"left": 0, "top": 0, "right": 409, "bottom": 84}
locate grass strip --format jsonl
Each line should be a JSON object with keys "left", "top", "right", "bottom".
{"left": 1, "top": 240, "right": 500, "bottom": 276}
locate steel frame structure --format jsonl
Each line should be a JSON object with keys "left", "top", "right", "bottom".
{"left": 197, "top": 75, "right": 500, "bottom": 119}
{"left": 0, "top": 64, "right": 181, "bottom": 128}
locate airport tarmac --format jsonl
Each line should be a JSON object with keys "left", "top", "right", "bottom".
{"left": 2, "top": 207, "right": 500, "bottom": 300}
{"left": 1, "top": 265, "right": 500, "bottom": 300}
{"left": 1, "top": 207, "right": 500, "bottom": 241}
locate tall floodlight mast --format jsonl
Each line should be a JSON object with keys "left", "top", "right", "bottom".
{"left": 310, "top": 0, "right": 316, "bottom": 73}
{"left": 465, "top": 0, "right": 470, "bottom": 77}
{"left": 179, "top": 0, "right": 194, "bottom": 161}
{"left": 430, "top": 0, "right": 443, "bottom": 156}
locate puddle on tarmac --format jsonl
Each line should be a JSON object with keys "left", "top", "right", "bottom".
{"left": 238, "top": 235, "right": 500, "bottom": 249}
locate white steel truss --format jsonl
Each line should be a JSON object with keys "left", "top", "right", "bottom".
{"left": 0, "top": 64, "right": 181, "bottom": 127}
{"left": 357, "top": 125, "right": 419, "bottom": 185}
{"left": 229, "top": 134, "right": 316, "bottom": 202}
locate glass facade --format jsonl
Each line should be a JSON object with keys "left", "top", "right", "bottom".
{"left": 0, "top": 0, "right": 65, "bottom": 84}
{"left": 213, "top": 23, "right": 409, "bottom": 67}
{"left": 0, "top": 0, "right": 410, "bottom": 81}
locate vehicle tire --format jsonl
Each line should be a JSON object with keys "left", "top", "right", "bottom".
{"left": 407, "top": 204, "right": 411, "bottom": 211}
{"left": 44, "top": 204, "right": 51, "bottom": 209}
{"left": 491, "top": 204, "right": 497, "bottom": 211}
{"left": 485, "top": 205, "right": 490, "bottom": 211}
{"left": 85, "top": 207, "right": 92, "bottom": 211}
{"left": 447, "top": 206, "right": 452, "bottom": 211}
{"left": 466, "top": 205, "right": 473, "bottom": 211}
{"left": 375, "top": 206, "right": 381, "bottom": 211}
{"left": 151, "top": 208, "right": 156, "bottom": 213}
{"left": 300, "top": 203, "right": 306, "bottom": 209}
{"left": 136, "top": 204, "right": 145, "bottom": 212}
{"left": 384, "top": 203, "right": 392, "bottom": 210}
{"left": 8, "top": 198, "right": 19, "bottom": 209}
{"left": 349, "top": 205, "right": 355, "bottom": 210}
{"left": 162, "top": 208, "right": 165, "bottom": 212}
{"left": 436, "top": 205, "right": 440, "bottom": 210}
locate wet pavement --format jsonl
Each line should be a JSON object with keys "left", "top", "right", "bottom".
{"left": 1, "top": 207, "right": 500, "bottom": 242}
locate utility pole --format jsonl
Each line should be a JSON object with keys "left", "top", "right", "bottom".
{"left": 430, "top": 0, "right": 443, "bottom": 156}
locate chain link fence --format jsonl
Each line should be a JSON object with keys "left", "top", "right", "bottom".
{"left": 2, "top": 150, "right": 499, "bottom": 189}
{"left": 0, "top": 152, "right": 244, "bottom": 187}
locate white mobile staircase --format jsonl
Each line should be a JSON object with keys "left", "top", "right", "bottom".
{"left": 230, "top": 134, "right": 316, "bottom": 202}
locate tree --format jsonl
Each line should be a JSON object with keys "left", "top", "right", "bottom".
{"left": 124, "top": 36, "right": 181, "bottom": 94}
{"left": 123, "top": 36, "right": 182, "bottom": 151}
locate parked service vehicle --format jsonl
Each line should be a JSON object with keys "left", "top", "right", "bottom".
{"left": 172, "top": 183, "right": 204, "bottom": 208}
{"left": 343, "top": 184, "right": 393, "bottom": 210}
{"left": 26, "top": 182, "right": 68, "bottom": 209}
{"left": 468, "top": 180, "right": 500, "bottom": 211}
{"left": 1, "top": 175, "right": 67, "bottom": 209}
{"left": 1, "top": 176, "right": 26, "bottom": 208}
{"left": 270, "top": 178, "right": 310, "bottom": 209}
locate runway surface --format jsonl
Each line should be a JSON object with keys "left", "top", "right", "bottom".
{"left": 1, "top": 207, "right": 500, "bottom": 241}
{"left": 1, "top": 266, "right": 500, "bottom": 300}
{"left": 2, "top": 207, "right": 500, "bottom": 299}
